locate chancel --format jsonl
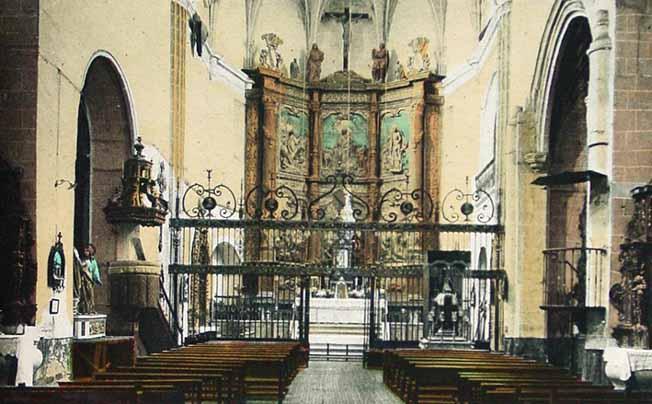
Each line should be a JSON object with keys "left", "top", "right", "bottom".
{"left": 2, "top": 1, "right": 652, "bottom": 403}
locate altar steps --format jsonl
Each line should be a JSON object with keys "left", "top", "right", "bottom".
{"left": 310, "top": 343, "right": 365, "bottom": 362}
{"left": 309, "top": 323, "right": 368, "bottom": 335}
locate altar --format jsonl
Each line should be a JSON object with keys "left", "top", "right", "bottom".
{"left": 308, "top": 298, "right": 382, "bottom": 324}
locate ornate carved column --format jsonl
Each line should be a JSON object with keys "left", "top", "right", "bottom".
{"left": 262, "top": 95, "right": 279, "bottom": 192}
{"left": 424, "top": 85, "right": 443, "bottom": 207}
{"left": 410, "top": 100, "right": 425, "bottom": 192}
{"left": 307, "top": 90, "right": 321, "bottom": 264}
{"left": 366, "top": 92, "right": 381, "bottom": 264}
{"left": 245, "top": 89, "right": 262, "bottom": 204}
{"left": 424, "top": 85, "right": 443, "bottom": 253}
{"left": 610, "top": 185, "right": 652, "bottom": 348}
{"left": 307, "top": 90, "right": 321, "bottom": 198}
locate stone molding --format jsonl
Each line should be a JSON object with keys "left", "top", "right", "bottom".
{"left": 523, "top": 152, "right": 548, "bottom": 173}
{"left": 441, "top": 0, "right": 512, "bottom": 96}
{"left": 108, "top": 260, "right": 160, "bottom": 275}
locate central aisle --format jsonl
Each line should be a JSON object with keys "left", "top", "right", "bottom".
{"left": 282, "top": 361, "right": 402, "bottom": 404}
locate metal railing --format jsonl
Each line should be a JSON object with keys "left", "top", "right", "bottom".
{"left": 542, "top": 247, "right": 607, "bottom": 308}
{"left": 159, "top": 274, "right": 183, "bottom": 345}
{"left": 310, "top": 343, "right": 364, "bottom": 362}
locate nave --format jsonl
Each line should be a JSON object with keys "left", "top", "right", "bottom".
{"left": 275, "top": 361, "right": 401, "bottom": 404}
{"left": 3, "top": 341, "right": 652, "bottom": 403}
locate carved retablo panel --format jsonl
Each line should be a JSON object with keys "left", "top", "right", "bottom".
{"left": 277, "top": 106, "right": 308, "bottom": 175}
{"left": 321, "top": 112, "right": 368, "bottom": 177}
{"left": 380, "top": 110, "right": 411, "bottom": 176}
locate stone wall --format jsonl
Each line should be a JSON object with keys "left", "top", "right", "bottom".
{"left": 0, "top": 0, "right": 38, "bottom": 221}
{"left": 612, "top": 1, "right": 652, "bottom": 328}
{"left": 33, "top": 338, "right": 72, "bottom": 385}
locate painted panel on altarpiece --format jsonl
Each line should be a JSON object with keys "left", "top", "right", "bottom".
{"left": 277, "top": 106, "right": 309, "bottom": 175}
{"left": 380, "top": 110, "right": 411, "bottom": 176}
{"left": 321, "top": 112, "right": 369, "bottom": 177}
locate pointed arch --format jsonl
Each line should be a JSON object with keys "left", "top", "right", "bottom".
{"left": 528, "top": 0, "right": 589, "bottom": 153}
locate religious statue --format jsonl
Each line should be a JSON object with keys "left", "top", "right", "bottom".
{"left": 188, "top": 12, "right": 209, "bottom": 57}
{"left": 393, "top": 60, "right": 408, "bottom": 81}
{"left": 372, "top": 43, "right": 389, "bottom": 83}
{"left": 408, "top": 37, "right": 431, "bottom": 73}
{"left": 261, "top": 33, "right": 284, "bottom": 70}
{"left": 432, "top": 279, "right": 461, "bottom": 335}
{"left": 306, "top": 43, "right": 324, "bottom": 83}
{"left": 156, "top": 161, "right": 167, "bottom": 197}
{"left": 335, "top": 277, "right": 348, "bottom": 299}
{"left": 290, "top": 58, "right": 301, "bottom": 80}
{"left": 279, "top": 129, "right": 305, "bottom": 172}
{"left": 259, "top": 49, "right": 269, "bottom": 68}
{"left": 73, "top": 244, "right": 102, "bottom": 315}
{"left": 47, "top": 233, "right": 65, "bottom": 292}
{"left": 385, "top": 127, "right": 408, "bottom": 173}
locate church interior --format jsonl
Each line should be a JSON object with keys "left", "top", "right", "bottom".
{"left": 1, "top": 0, "right": 652, "bottom": 402}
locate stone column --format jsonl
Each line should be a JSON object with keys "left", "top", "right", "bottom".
{"left": 585, "top": 9, "right": 612, "bottom": 308}
{"left": 586, "top": 9, "right": 612, "bottom": 177}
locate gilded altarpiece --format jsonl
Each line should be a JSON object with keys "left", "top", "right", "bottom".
{"left": 244, "top": 68, "right": 443, "bottom": 274}
{"left": 245, "top": 68, "right": 441, "bottom": 201}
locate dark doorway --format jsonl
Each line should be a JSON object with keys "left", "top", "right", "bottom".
{"left": 74, "top": 100, "right": 91, "bottom": 250}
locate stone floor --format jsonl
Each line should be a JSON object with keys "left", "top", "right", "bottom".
{"left": 270, "top": 361, "right": 402, "bottom": 404}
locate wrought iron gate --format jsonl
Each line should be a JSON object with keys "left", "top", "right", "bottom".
{"left": 165, "top": 173, "right": 505, "bottom": 349}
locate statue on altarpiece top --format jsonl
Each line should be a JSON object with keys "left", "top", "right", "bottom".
{"left": 306, "top": 43, "right": 324, "bottom": 83}
{"left": 372, "top": 43, "right": 389, "bottom": 83}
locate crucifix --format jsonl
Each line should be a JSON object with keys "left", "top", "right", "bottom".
{"left": 323, "top": 7, "right": 370, "bottom": 71}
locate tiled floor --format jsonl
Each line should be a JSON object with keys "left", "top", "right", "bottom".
{"left": 281, "top": 361, "right": 402, "bottom": 404}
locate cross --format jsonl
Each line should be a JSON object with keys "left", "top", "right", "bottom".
{"left": 323, "top": 7, "right": 370, "bottom": 71}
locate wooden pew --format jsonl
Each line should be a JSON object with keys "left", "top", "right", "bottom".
{"left": 115, "top": 362, "right": 244, "bottom": 402}
{"left": 91, "top": 372, "right": 211, "bottom": 404}
{"left": 148, "top": 341, "right": 301, "bottom": 402}
{"left": 382, "top": 348, "right": 650, "bottom": 404}
{"left": 0, "top": 385, "right": 183, "bottom": 404}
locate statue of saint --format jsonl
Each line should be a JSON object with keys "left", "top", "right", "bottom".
{"left": 306, "top": 43, "right": 324, "bottom": 83}
{"left": 386, "top": 127, "right": 408, "bottom": 173}
{"left": 335, "top": 277, "right": 348, "bottom": 299}
{"left": 290, "top": 58, "right": 301, "bottom": 80}
{"left": 372, "top": 43, "right": 389, "bottom": 83}
{"left": 393, "top": 60, "right": 408, "bottom": 81}
{"left": 279, "top": 129, "right": 304, "bottom": 170}
{"left": 73, "top": 244, "right": 102, "bottom": 315}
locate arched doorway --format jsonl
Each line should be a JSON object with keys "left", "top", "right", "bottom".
{"left": 74, "top": 55, "right": 133, "bottom": 314}
{"left": 543, "top": 16, "right": 592, "bottom": 370}
{"left": 546, "top": 17, "right": 591, "bottom": 252}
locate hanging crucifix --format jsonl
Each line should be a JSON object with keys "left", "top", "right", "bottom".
{"left": 323, "top": 7, "right": 370, "bottom": 71}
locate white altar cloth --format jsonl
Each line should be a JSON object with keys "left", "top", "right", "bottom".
{"left": 307, "top": 298, "right": 383, "bottom": 324}
{"left": 604, "top": 347, "right": 652, "bottom": 390}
